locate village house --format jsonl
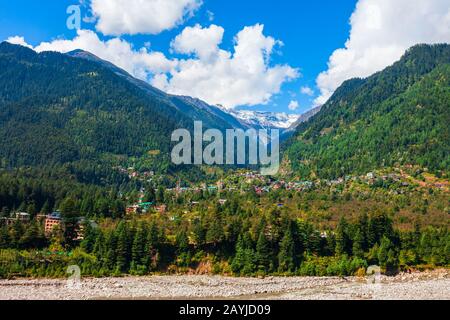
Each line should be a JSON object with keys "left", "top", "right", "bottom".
{"left": 367, "top": 172, "right": 375, "bottom": 180}
{"left": 0, "top": 212, "right": 31, "bottom": 226}
{"left": 155, "top": 204, "right": 167, "bottom": 213}
{"left": 15, "top": 212, "right": 31, "bottom": 222}
{"left": 435, "top": 183, "right": 446, "bottom": 190}
{"left": 126, "top": 205, "right": 140, "bottom": 215}
{"left": 139, "top": 202, "right": 154, "bottom": 213}
{"left": 44, "top": 212, "right": 62, "bottom": 236}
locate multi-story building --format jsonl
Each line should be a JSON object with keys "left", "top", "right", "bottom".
{"left": 0, "top": 212, "right": 30, "bottom": 226}
{"left": 45, "top": 212, "right": 62, "bottom": 236}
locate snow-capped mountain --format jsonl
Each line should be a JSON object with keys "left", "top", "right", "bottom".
{"left": 225, "top": 109, "right": 300, "bottom": 130}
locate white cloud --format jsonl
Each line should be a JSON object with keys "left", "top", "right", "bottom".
{"left": 315, "top": 0, "right": 450, "bottom": 106}
{"left": 6, "top": 24, "right": 298, "bottom": 109}
{"left": 288, "top": 100, "right": 299, "bottom": 111}
{"left": 5, "top": 36, "right": 33, "bottom": 49}
{"left": 7, "top": 30, "right": 176, "bottom": 82}
{"left": 91, "top": 0, "right": 203, "bottom": 36}
{"left": 171, "top": 24, "right": 224, "bottom": 61}
{"left": 157, "top": 24, "right": 299, "bottom": 108}
{"left": 300, "top": 86, "right": 314, "bottom": 96}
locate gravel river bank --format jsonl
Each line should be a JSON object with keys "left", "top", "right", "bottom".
{"left": 0, "top": 269, "right": 448, "bottom": 300}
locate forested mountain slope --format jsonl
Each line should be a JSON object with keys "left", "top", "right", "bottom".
{"left": 66, "top": 49, "right": 248, "bottom": 130}
{"left": 0, "top": 42, "right": 244, "bottom": 174}
{"left": 285, "top": 44, "right": 450, "bottom": 179}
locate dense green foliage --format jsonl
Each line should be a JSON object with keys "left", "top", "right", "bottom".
{"left": 0, "top": 202, "right": 448, "bottom": 278}
{"left": 0, "top": 168, "right": 131, "bottom": 218}
{"left": 286, "top": 44, "right": 450, "bottom": 179}
{"left": 0, "top": 177, "right": 448, "bottom": 278}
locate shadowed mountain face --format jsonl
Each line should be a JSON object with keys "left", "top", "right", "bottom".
{"left": 67, "top": 49, "right": 295, "bottom": 131}
{"left": 285, "top": 44, "right": 450, "bottom": 179}
{"left": 66, "top": 49, "right": 249, "bottom": 131}
{"left": 0, "top": 42, "right": 250, "bottom": 171}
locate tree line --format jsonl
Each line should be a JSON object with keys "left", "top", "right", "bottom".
{"left": 0, "top": 204, "right": 448, "bottom": 278}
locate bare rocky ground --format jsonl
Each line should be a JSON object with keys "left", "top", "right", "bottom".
{"left": 0, "top": 269, "right": 448, "bottom": 300}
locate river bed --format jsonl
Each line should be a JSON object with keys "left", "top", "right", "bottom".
{"left": 0, "top": 269, "right": 448, "bottom": 300}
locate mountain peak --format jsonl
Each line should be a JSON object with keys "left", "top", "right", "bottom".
{"left": 0, "top": 41, "right": 36, "bottom": 57}
{"left": 67, "top": 49, "right": 103, "bottom": 62}
{"left": 226, "top": 109, "right": 300, "bottom": 130}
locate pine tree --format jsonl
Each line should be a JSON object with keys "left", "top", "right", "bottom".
{"left": 231, "top": 235, "right": 246, "bottom": 275}
{"left": 103, "top": 231, "right": 117, "bottom": 272}
{"left": 256, "top": 231, "right": 272, "bottom": 273}
{"left": 143, "top": 222, "right": 161, "bottom": 270}
{"left": 335, "top": 217, "right": 350, "bottom": 256}
{"left": 10, "top": 220, "right": 24, "bottom": 248}
{"left": 358, "top": 212, "right": 369, "bottom": 250}
{"left": 40, "top": 201, "right": 51, "bottom": 214}
{"left": 131, "top": 225, "right": 146, "bottom": 269}
{"left": 80, "top": 221, "right": 96, "bottom": 253}
{"left": 352, "top": 229, "right": 365, "bottom": 259}
{"left": 176, "top": 229, "right": 189, "bottom": 254}
{"left": 206, "top": 212, "right": 224, "bottom": 246}
{"left": 19, "top": 221, "right": 45, "bottom": 249}
{"left": 278, "top": 228, "right": 296, "bottom": 273}
{"left": 80, "top": 198, "right": 94, "bottom": 216}
{"left": 115, "top": 222, "right": 130, "bottom": 273}
{"left": 192, "top": 218, "right": 206, "bottom": 246}
{"left": 0, "top": 226, "right": 10, "bottom": 249}
{"left": 378, "top": 236, "right": 397, "bottom": 270}
{"left": 146, "top": 222, "right": 160, "bottom": 247}
{"left": 367, "top": 218, "right": 378, "bottom": 248}
{"left": 26, "top": 202, "right": 37, "bottom": 216}
{"left": 92, "top": 231, "right": 105, "bottom": 258}
{"left": 231, "top": 233, "right": 256, "bottom": 276}
{"left": 60, "top": 197, "right": 79, "bottom": 248}
{"left": 145, "top": 187, "right": 156, "bottom": 203}
{"left": 156, "top": 187, "right": 165, "bottom": 204}
{"left": 241, "top": 247, "right": 257, "bottom": 276}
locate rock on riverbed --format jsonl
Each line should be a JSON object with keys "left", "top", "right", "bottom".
{"left": 0, "top": 269, "right": 448, "bottom": 300}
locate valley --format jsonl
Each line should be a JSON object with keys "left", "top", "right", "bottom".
{"left": 0, "top": 42, "right": 448, "bottom": 283}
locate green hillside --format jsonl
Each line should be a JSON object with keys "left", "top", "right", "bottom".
{"left": 285, "top": 44, "right": 450, "bottom": 179}
{"left": 0, "top": 42, "right": 247, "bottom": 179}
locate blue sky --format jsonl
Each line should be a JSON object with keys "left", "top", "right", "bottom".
{"left": 1, "top": 0, "right": 449, "bottom": 115}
